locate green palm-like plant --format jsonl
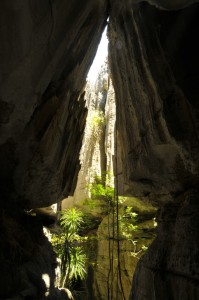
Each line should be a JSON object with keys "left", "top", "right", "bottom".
{"left": 60, "top": 208, "right": 84, "bottom": 237}
{"left": 52, "top": 208, "right": 87, "bottom": 288}
{"left": 69, "top": 246, "right": 87, "bottom": 280}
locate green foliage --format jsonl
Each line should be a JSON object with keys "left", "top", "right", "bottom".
{"left": 60, "top": 208, "right": 84, "bottom": 237}
{"left": 90, "top": 111, "right": 105, "bottom": 139}
{"left": 91, "top": 111, "right": 105, "bottom": 127}
{"left": 90, "top": 183, "right": 114, "bottom": 201}
{"left": 87, "top": 176, "right": 149, "bottom": 260}
{"left": 86, "top": 175, "right": 152, "bottom": 259}
{"left": 52, "top": 175, "right": 155, "bottom": 294}
{"left": 119, "top": 207, "right": 138, "bottom": 240}
{"left": 51, "top": 208, "right": 87, "bottom": 289}
{"left": 51, "top": 232, "right": 67, "bottom": 258}
{"left": 89, "top": 174, "right": 114, "bottom": 208}
{"left": 69, "top": 247, "right": 87, "bottom": 280}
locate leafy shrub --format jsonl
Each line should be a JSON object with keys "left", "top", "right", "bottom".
{"left": 51, "top": 208, "right": 87, "bottom": 288}
{"left": 60, "top": 208, "right": 84, "bottom": 237}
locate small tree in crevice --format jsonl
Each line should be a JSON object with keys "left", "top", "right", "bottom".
{"left": 51, "top": 208, "right": 87, "bottom": 290}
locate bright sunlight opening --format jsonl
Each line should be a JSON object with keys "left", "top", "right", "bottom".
{"left": 87, "top": 27, "right": 108, "bottom": 83}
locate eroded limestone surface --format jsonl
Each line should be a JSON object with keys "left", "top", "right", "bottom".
{"left": 108, "top": 1, "right": 199, "bottom": 299}
{"left": 0, "top": 1, "right": 108, "bottom": 299}
{"left": 131, "top": 189, "right": 199, "bottom": 300}
{"left": 109, "top": 2, "right": 199, "bottom": 200}
{"left": 0, "top": 1, "right": 199, "bottom": 299}
{"left": 0, "top": 0, "right": 108, "bottom": 209}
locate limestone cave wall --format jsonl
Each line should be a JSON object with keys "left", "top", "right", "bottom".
{"left": 0, "top": 1, "right": 108, "bottom": 299}
{"left": 109, "top": 1, "right": 199, "bottom": 200}
{"left": 108, "top": 1, "right": 199, "bottom": 299}
{"left": 0, "top": 0, "right": 199, "bottom": 299}
{"left": 61, "top": 61, "right": 156, "bottom": 300}
{"left": 0, "top": 0, "right": 108, "bottom": 209}
{"left": 62, "top": 60, "right": 115, "bottom": 209}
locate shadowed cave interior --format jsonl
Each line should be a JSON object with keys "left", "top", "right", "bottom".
{"left": 0, "top": 0, "right": 199, "bottom": 299}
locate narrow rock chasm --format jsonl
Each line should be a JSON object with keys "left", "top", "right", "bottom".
{"left": 0, "top": 0, "right": 199, "bottom": 299}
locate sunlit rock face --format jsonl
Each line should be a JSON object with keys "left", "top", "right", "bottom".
{"left": 108, "top": 1, "right": 199, "bottom": 299}
{"left": 92, "top": 198, "right": 156, "bottom": 300}
{"left": 0, "top": 0, "right": 108, "bottom": 209}
{"left": 62, "top": 62, "right": 156, "bottom": 300}
{"left": 62, "top": 60, "right": 116, "bottom": 209}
